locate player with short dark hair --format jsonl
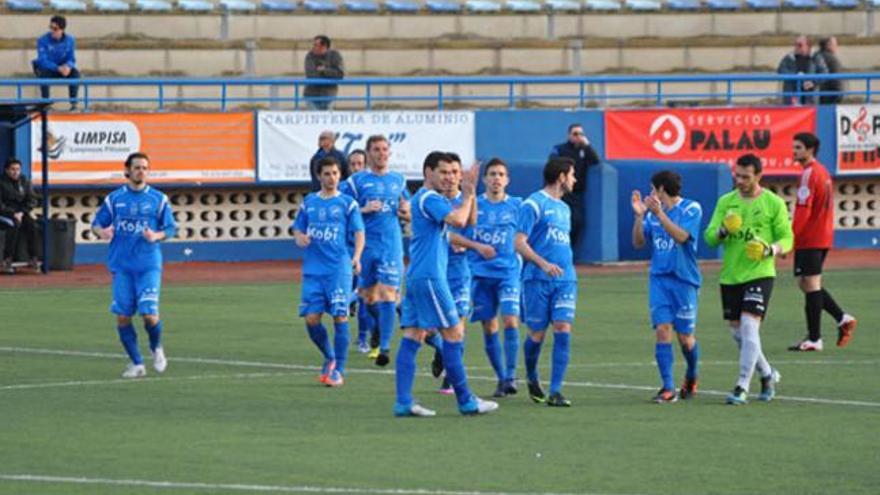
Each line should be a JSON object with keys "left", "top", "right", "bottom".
{"left": 293, "top": 156, "right": 365, "bottom": 387}
{"left": 340, "top": 135, "right": 410, "bottom": 367}
{"left": 515, "top": 157, "right": 578, "bottom": 407}
{"left": 789, "top": 132, "right": 856, "bottom": 351}
{"left": 632, "top": 170, "right": 703, "bottom": 403}
{"left": 393, "top": 152, "right": 498, "bottom": 417}
{"left": 91, "top": 152, "right": 176, "bottom": 378}
{"left": 704, "top": 153, "right": 793, "bottom": 405}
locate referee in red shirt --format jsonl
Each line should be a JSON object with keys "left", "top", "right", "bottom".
{"left": 789, "top": 132, "right": 857, "bottom": 351}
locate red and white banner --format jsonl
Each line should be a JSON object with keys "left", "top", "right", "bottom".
{"left": 605, "top": 107, "right": 816, "bottom": 175}
{"left": 836, "top": 104, "right": 880, "bottom": 174}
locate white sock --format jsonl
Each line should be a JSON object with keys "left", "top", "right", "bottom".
{"left": 731, "top": 321, "right": 772, "bottom": 380}
{"left": 729, "top": 327, "right": 742, "bottom": 349}
{"left": 736, "top": 315, "right": 766, "bottom": 391}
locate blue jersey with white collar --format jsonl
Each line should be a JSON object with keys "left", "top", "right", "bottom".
{"left": 92, "top": 185, "right": 176, "bottom": 273}
{"left": 643, "top": 197, "right": 702, "bottom": 287}
{"left": 339, "top": 169, "right": 409, "bottom": 258}
{"left": 293, "top": 192, "right": 364, "bottom": 277}
{"left": 469, "top": 193, "right": 522, "bottom": 279}
{"left": 518, "top": 190, "right": 575, "bottom": 282}
{"left": 408, "top": 187, "right": 453, "bottom": 280}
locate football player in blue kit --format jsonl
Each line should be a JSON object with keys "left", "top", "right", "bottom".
{"left": 91, "top": 152, "right": 176, "bottom": 378}
{"left": 631, "top": 170, "right": 703, "bottom": 403}
{"left": 515, "top": 157, "right": 578, "bottom": 407}
{"left": 294, "top": 156, "right": 365, "bottom": 387}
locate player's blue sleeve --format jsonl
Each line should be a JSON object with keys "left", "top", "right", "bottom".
{"left": 293, "top": 203, "right": 309, "bottom": 232}
{"left": 517, "top": 198, "right": 540, "bottom": 236}
{"left": 642, "top": 214, "right": 652, "bottom": 242}
{"left": 419, "top": 191, "right": 453, "bottom": 223}
{"left": 157, "top": 197, "right": 177, "bottom": 239}
{"left": 400, "top": 180, "right": 411, "bottom": 201}
{"left": 348, "top": 199, "right": 364, "bottom": 232}
{"left": 679, "top": 202, "right": 703, "bottom": 245}
{"left": 92, "top": 196, "right": 114, "bottom": 229}
{"left": 339, "top": 177, "right": 356, "bottom": 200}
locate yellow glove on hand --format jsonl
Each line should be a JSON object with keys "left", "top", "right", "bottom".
{"left": 722, "top": 211, "right": 743, "bottom": 235}
{"left": 745, "top": 238, "right": 772, "bottom": 261}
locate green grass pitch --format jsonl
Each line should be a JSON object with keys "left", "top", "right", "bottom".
{"left": 1, "top": 268, "right": 878, "bottom": 495}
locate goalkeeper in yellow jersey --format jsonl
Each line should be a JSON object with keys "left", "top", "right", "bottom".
{"left": 704, "top": 154, "right": 793, "bottom": 405}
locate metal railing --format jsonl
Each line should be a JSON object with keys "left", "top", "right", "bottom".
{"left": 1, "top": 73, "right": 877, "bottom": 110}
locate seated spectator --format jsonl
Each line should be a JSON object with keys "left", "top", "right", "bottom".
{"left": 816, "top": 37, "right": 843, "bottom": 105}
{"left": 32, "top": 15, "right": 80, "bottom": 111}
{"left": 309, "top": 130, "right": 350, "bottom": 191}
{"left": 304, "top": 35, "right": 345, "bottom": 110}
{"left": 0, "top": 158, "right": 40, "bottom": 272}
{"left": 777, "top": 35, "right": 827, "bottom": 105}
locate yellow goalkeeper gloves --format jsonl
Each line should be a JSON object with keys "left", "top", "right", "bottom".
{"left": 745, "top": 237, "right": 774, "bottom": 261}
{"left": 722, "top": 211, "right": 743, "bottom": 235}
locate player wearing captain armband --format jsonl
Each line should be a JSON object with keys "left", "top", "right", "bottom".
{"left": 293, "top": 156, "right": 365, "bottom": 388}
{"left": 91, "top": 152, "right": 177, "bottom": 379}
{"left": 704, "top": 154, "right": 793, "bottom": 405}
{"left": 631, "top": 170, "right": 703, "bottom": 403}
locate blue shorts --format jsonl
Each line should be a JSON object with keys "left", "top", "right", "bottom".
{"left": 448, "top": 276, "right": 472, "bottom": 318}
{"left": 300, "top": 273, "right": 352, "bottom": 317}
{"left": 649, "top": 275, "right": 699, "bottom": 334}
{"left": 358, "top": 247, "right": 403, "bottom": 290}
{"left": 522, "top": 280, "right": 577, "bottom": 331}
{"left": 111, "top": 269, "right": 162, "bottom": 317}
{"left": 471, "top": 276, "right": 521, "bottom": 322}
{"left": 400, "top": 277, "right": 460, "bottom": 330}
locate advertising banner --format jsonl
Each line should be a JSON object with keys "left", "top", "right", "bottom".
{"left": 605, "top": 107, "right": 816, "bottom": 175}
{"left": 836, "top": 104, "right": 880, "bottom": 174}
{"left": 31, "top": 113, "right": 255, "bottom": 184}
{"left": 257, "top": 111, "right": 475, "bottom": 181}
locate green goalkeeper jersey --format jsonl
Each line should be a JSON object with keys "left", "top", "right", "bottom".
{"left": 704, "top": 188, "right": 793, "bottom": 285}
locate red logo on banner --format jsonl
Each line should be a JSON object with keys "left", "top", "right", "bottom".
{"left": 605, "top": 108, "right": 816, "bottom": 175}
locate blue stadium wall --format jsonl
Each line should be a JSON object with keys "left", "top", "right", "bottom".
{"left": 9, "top": 107, "right": 877, "bottom": 265}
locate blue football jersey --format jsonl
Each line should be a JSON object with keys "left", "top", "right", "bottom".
{"left": 518, "top": 190, "right": 576, "bottom": 282}
{"left": 643, "top": 197, "right": 702, "bottom": 287}
{"left": 446, "top": 191, "right": 470, "bottom": 281}
{"left": 293, "top": 192, "right": 364, "bottom": 277}
{"left": 92, "top": 185, "right": 176, "bottom": 273}
{"left": 407, "top": 187, "right": 453, "bottom": 281}
{"left": 339, "top": 170, "right": 409, "bottom": 258}
{"left": 469, "top": 193, "right": 522, "bottom": 279}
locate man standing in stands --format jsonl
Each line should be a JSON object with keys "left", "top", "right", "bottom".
{"left": 549, "top": 123, "right": 600, "bottom": 251}
{"left": 815, "top": 37, "right": 843, "bottom": 105}
{"left": 304, "top": 35, "right": 345, "bottom": 110}
{"left": 309, "top": 130, "right": 349, "bottom": 192}
{"left": 777, "top": 35, "right": 827, "bottom": 105}
{"left": 32, "top": 15, "right": 80, "bottom": 111}
{"left": 0, "top": 158, "right": 40, "bottom": 273}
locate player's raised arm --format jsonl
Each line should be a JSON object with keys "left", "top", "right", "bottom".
{"left": 645, "top": 194, "right": 692, "bottom": 245}
{"left": 631, "top": 190, "right": 647, "bottom": 249}
{"left": 450, "top": 230, "right": 496, "bottom": 260}
{"left": 443, "top": 163, "right": 477, "bottom": 228}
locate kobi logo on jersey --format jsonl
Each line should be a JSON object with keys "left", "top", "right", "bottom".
{"left": 307, "top": 225, "right": 341, "bottom": 242}
{"left": 649, "top": 114, "right": 686, "bottom": 155}
{"left": 475, "top": 228, "right": 508, "bottom": 246}
{"left": 653, "top": 236, "right": 675, "bottom": 251}
{"left": 546, "top": 226, "right": 570, "bottom": 244}
{"left": 117, "top": 218, "right": 149, "bottom": 235}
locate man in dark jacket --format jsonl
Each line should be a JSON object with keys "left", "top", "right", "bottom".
{"left": 304, "top": 35, "right": 345, "bottom": 110}
{"left": 0, "top": 158, "right": 40, "bottom": 271}
{"left": 816, "top": 37, "right": 843, "bottom": 105}
{"left": 549, "top": 123, "right": 601, "bottom": 250}
{"left": 777, "top": 35, "right": 827, "bottom": 105}
{"left": 309, "top": 130, "right": 350, "bottom": 191}
{"left": 32, "top": 15, "right": 80, "bottom": 110}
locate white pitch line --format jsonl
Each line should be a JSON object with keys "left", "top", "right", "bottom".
{"left": 0, "top": 474, "right": 641, "bottom": 495}
{"left": 0, "top": 371, "right": 310, "bottom": 392}
{"left": 2, "top": 346, "right": 879, "bottom": 408}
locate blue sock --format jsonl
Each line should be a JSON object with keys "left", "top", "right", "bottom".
{"left": 483, "top": 332, "right": 505, "bottom": 381}
{"left": 117, "top": 324, "right": 143, "bottom": 365}
{"left": 655, "top": 342, "right": 675, "bottom": 391}
{"left": 550, "top": 332, "right": 570, "bottom": 395}
{"left": 334, "top": 321, "right": 350, "bottom": 374}
{"left": 357, "top": 297, "right": 373, "bottom": 344}
{"left": 144, "top": 320, "right": 163, "bottom": 352}
{"left": 306, "top": 323, "right": 334, "bottom": 361}
{"left": 681, "top": 340, "right": 700, "bottom": 381}
{"left": 376, "top": 301, "right": 397, "bottom": 352}
{"left": 503, "top": 326, "right": 519, "bottom": 381}
{"left": 442, "top": 340, "right": 473, "bottom": 406}
{"left": 424, "top": 332, "right": 443, "bottom": 351}
{"left": 523, "top": 336, "right": 543, "bottom": 382}
{"left": 395, "top": 337, "right": 421, "bottom": 407}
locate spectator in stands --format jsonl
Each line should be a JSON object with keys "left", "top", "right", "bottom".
{"left": 777, "top": 35, "right": 827, "bottom": 106}
{"left": 304, "top": 35, "right": 345, "bottom": 110}
{"left": 32, "top": 15, "right": 80, "bottom": 111}
{"left": 0, "top": 158, "right": 39, "bottom": 272}
{"left": 815, "top": 37, "right": 843, "bottom": 105}
{"left": 309, "top": 130, "right": 350, "bottom": 191}
{"left": 549, "top": 123, "right": 601, "bottom": 250}
{"left": 348, "top": 149, "right": 367, "bottom": 174}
